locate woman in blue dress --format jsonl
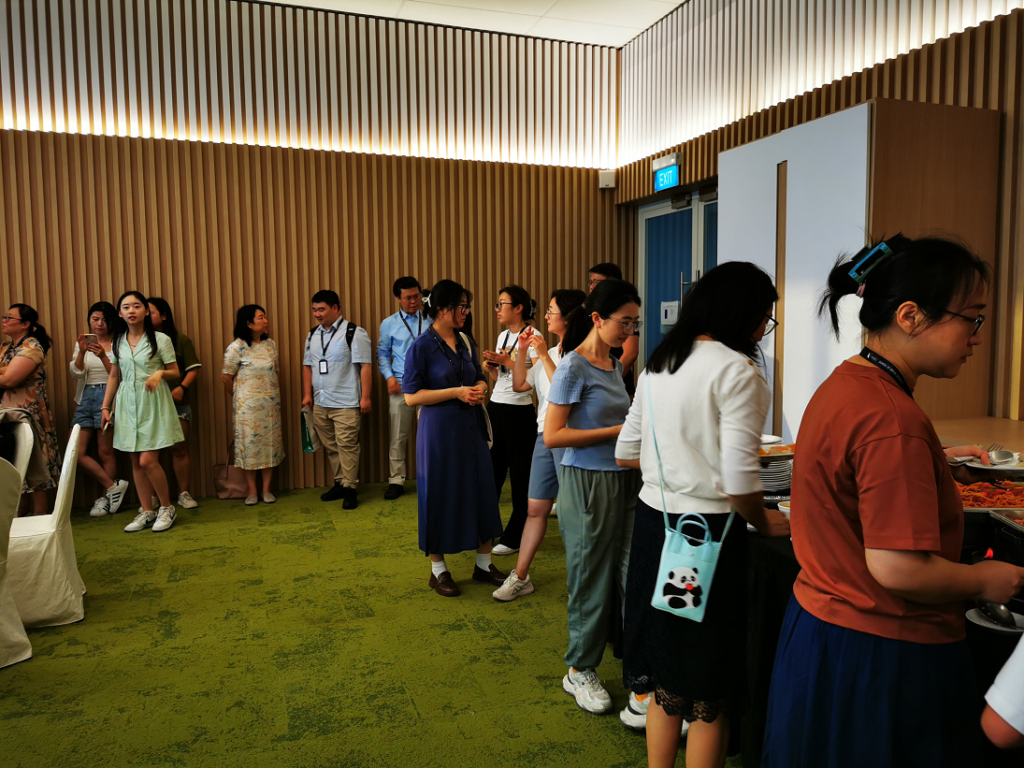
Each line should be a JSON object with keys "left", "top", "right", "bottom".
{"left": 403, "top": 279, "right": 506, "bottom": 597}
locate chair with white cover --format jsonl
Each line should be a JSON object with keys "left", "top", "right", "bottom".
{"left": 7, "top": 425, "right": 86, "bottom": 628}
{"left": 12, "top": 422, "right": 32, "bottom": 483}
{"left": 0, "top": 457, "right": 31, "bottom": 667}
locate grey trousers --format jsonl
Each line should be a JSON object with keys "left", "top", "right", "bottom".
{"left": 557, "top": 465, "right": 641, "bottom": 670}
{"left": 387, "top": 392, "right": 418, "bottom": 485}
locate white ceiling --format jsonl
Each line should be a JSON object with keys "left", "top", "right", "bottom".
{"left": 281, "top": 1, "right": 683, "bottom": 47}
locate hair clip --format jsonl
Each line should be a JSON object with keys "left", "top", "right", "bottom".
{"left": 849, "top": 241, "right": 893, "bottom": 285}
{"left": 422, "top": 293, "right": 432, "bottom": 307}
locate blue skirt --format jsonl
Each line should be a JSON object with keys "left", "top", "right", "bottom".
{"left": 762, "top": 596, "right": 981, "bottom": 768}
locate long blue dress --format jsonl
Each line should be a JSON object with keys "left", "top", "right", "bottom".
{"left": 402, "top": 329, "right": 502, "bottom": 554}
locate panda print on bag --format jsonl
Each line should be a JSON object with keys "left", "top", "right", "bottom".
{"left": 663, "top": 566, "right": 703, "bottom": 610}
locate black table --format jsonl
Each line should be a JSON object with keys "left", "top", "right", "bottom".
{"left": 742, "top": 532, "right": 1023, "bottom": 768}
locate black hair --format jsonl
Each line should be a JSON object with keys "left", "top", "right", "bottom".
{"left": 551, "top": 289, "right": 587, "bottom": 319}
{"left": 234, "top": 304, "right": 268, "bottom": 346}
{"left": 146, "top": 296, "right": 179, "bottom": 349}
{"left": 311, "top": 290, "right": 341, "bottom": 309}
{"left": 113, "top": 291, "right": 160, "bottom": 358}
{"left": 423, "top": 279, "right": 468, "bottom": 320}
{"left": 563, "top": 279, "right": 642, "bottom": 353}
{"left": 7, "top": 304, "right": 51, "bottom": 355}
{"left": 393, "top": 277, "right": 422, "bottom": 298}
{"left": 499, "top": 284, "right": 537, "bottom": 321}
{"left": 588, "top": 262, "right": 623, "bottom": 280}
{"left": 87, "top": 301, "right": 118, "bottom": 337}
{"left": 819, "top": 234, "right": 991, "bottom": 340}
{"left": 647, "top": 262, "right": 778, "bottom": 374}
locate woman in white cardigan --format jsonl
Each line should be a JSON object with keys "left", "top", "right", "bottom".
{"left": 616, "top": 262, "right": 790, "bottom": 768}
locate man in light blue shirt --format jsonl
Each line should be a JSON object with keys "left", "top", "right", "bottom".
{"left": 302, "top": 290, "right": 373, "bottom": 509}
{"left": 377, "top": 276, "right": 432, "bottom": 499}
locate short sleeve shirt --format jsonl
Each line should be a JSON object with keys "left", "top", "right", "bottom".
{"left": 489, "top": 329, "right": 537, "bottom": 406}
{"left": 174, "top": 332, "right": 202, "bottom": 373}
{"left": 987, "top": 637, "right": 1024, "bottom": 737}
{"left": 303, "top": 318, "right": 373, "bottom": 408}
{"left": 547, "top": 351, "right": 631, "bottom": 472}
{"left": 791, "top": 361, "right": 965, "bottom": 644}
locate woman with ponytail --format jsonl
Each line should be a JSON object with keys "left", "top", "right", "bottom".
{"left": 482, "top": 284, "right": 540, "bottom": 556}
{"left": 763, "top": 236, "right": 1024, "bottom": 767}
{"left": 101, "top": 292, "right": 184, "bottom": 534}
{"left": 0, "top": 303, "right": 61, "bottom": 513}
{"left": 543, "top": 278, "right": 642, "bottom": 714}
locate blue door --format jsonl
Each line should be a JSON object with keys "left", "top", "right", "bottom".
{"left": 645, "top": 209, "right": 692, "bottom": 359}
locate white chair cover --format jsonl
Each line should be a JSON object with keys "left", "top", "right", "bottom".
{"left": 7, "top": 425, "right": 85, "bottom": 628}
{"left": 12, "top": 422, "right": 32, "bottom": 483}
{"left": 0, "top": 458, "right": 32, "bottom": 667}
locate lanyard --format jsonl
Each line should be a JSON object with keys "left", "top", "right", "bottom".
{"left": 860, "top": 347, "right": 913, "bottom": 399}
{"left": 498, "top": 329, "right": 518, "bottom": 375}
{"left": 430, "top": 327, "right": 464, "bottom": 382}
{"left": 399, "top": 311, "right": 422, "bottom": 340}
{"left": 320, "top": 319, "right": 343, "bottom": 358}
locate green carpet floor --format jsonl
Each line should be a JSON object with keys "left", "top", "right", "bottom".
{"left": 1, "top": 486, "right": 741, "bottom": 767}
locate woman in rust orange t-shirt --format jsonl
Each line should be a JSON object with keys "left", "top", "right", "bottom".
{"left": 762, "top": 235, "right": 1024, "bottom": 768}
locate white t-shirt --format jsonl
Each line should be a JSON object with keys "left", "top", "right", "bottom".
{"left": 69, "top": 341, "right": 111, "bottom": 403}
{"left": 615, "top": 340, "right": 770, "bottom": 515}
{"left": 489, "top": 328, "right": 537, "bottom": 406}
{"left": 526, "top": 345, "right": 562, "bottom": 433}
{"left": 987, "top": 636, "right": 1024, "bottom": 738}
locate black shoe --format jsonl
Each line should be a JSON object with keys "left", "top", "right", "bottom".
{"left": 342, "top": 486, "right": 359, "bottom": 510}
{"left": 383, "top": 483, "right": 404, "bottom": 500}
{"left": 321, "top": 483, "right": 345, "bottom": 502}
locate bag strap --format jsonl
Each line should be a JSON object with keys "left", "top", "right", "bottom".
{"left": 646, "top": 373, "right": 735, "bottom": 541}
{"left": 346, "top": 322, "right": 357, "bottom": 347}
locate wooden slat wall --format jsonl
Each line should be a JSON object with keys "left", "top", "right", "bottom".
{"left": 616, "top": 9, "right": 1024, "bottom": 419}
{"left": 0, "top": 0, "right": 618, "bottom": 168}
{"left": 0, "top": 129, "right": 634, "bottom": 499}
{"left": 619, "top": 0, "right": 1024, "bottom": 166}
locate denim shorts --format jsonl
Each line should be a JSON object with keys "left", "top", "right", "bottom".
{"left": 71, "top": 384, "right": 106, "bottom": 429}
{"left": 527, "top": 432, "right": 565, "bottom": 501}
{"left": 175, "top": 402, "right": 192, "bottom": 422}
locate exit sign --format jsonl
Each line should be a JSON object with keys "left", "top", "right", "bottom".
{"left": 654, "top": 164, "right": 679, "bottom": 192}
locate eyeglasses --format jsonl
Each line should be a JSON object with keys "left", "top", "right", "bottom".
{"left": 544, "top": 310, "right": 561, "bottom": 317}
{"left": 493, "top": 302, "right": 514, "bottom": 310}
{"left": 588, "top": 277, "right": 604, "bottom": 288}
{"left": 763, "top": 315, "right": 779, "bottom": 335}
{"left": 458, "top": 304, "right": 472, "bottom": 314}
{"left": 604, "top": 316, "right": 643, "bottom": 334}
{"left": 1, "top": 315, "right": 22, "bottom": 323}
{"left": 947, "top": 309, "right": 986, "bottom": 335}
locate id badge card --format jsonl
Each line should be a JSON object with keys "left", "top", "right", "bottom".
{"left": 319, "top": 360, "right": 328, "bottom": 374}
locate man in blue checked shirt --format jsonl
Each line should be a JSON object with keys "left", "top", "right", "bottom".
{"left": 378, "top": 277, "right": 433, "bottom": 500}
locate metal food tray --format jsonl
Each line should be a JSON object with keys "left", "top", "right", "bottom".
{"left": 980, "top": 508, "right": 1024, "bottom": 534}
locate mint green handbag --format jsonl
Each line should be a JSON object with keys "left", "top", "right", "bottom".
{"left": 646, "top": 374, "right": 734, "bottom": 622}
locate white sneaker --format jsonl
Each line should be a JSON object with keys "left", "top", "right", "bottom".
{"left": 178, "top": 492, "right": 198, "bottom": 509}
{"left": 492, "top": 570, "right": 535, "bottom": 602}
{"left": 562, "top": 668, "right": 613, "bottom": 714}
{"left": 106, "top": 479, "right": 129, "bottom": 514}
{"left": 124, "top": 508, "right": 156, "bottom": 532}
{"left": 152, "top": 505, "right": 177, "bottom": 532}
{"left": 89, "top": 496, "right": 110, "bottom": 518}
{"left": 492, "top": 543, "right": 519, "bottom": 555}
{"left": 620, "top": 691, "right": 650, "bottom": 731}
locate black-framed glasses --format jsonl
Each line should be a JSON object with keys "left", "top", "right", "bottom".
{"left": 604, "top": 316, "right": 643, "bottom": 334}
{"left": 947, "top": 309, "right": 986, "bottom": 335}
{"left": 763, "top": 315, "right": 779, "bottom": 335}
{"left": 1, "top": 315, "right": 22, "bottom": 323}
{"left": 493, "top": 302, "right": 514, "bottom": 310}
{"left": 458, "top": 304, "right": 472, "bottom": 314}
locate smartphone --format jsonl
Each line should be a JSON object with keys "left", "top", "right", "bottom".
{"left": 83, "top": 333, "right": 98, "bottom": 347}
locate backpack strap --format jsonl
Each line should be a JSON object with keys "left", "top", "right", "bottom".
{"left": 346, "top": 322, "right": 357, "bottom": 348}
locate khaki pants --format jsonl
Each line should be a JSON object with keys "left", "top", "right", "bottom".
{"left": 387, "top": 392, "right": 418, "bottom": 485}
{"left": 312, "top": 405, "right": 361, "bottom": 488}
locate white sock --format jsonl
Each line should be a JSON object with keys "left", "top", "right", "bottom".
{"left": 431, "top": 560, "right": 447, "bottom": 578}
{"left": 476, "top": 553, "right": 492, "bottom": 570}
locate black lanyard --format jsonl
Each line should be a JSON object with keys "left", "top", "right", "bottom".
{"left": 399, "top": 311, "right": 422, "bottom": 340}
{"left": 860, "top": 347, "right": 913, "bottom": 399}
{"left": 430, "top": 328, "right": 464, "bottom": 382}
{"left": 320, "top": 319, "right": 343, "bottom": 358}
{"left": 498, "top": 329, "right": 517, "bottom": 375}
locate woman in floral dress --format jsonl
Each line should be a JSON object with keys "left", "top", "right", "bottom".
{"left": 0, "top": 304, "right": 61, "bottom": 514}
{"left": 222, "top": 304, "right": 284, "bottom": 506}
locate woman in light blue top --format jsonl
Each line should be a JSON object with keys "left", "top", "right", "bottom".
{"left": 544, "top": 278, "right": 643, "bottom": 716}
{"left": 101, "top": 291, "right": 183, "bottom": 534}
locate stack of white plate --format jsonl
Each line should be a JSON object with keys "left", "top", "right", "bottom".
{"left": 760, "top": 435, "right": 793, "bottom": 491}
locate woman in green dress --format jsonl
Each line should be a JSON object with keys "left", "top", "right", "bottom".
{"left": 100, "top": 291, "right": 183, "bottom": 533}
